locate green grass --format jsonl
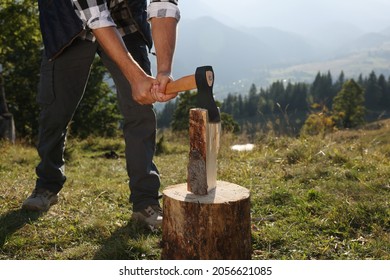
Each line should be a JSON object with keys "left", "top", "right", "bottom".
{"left": 1, "top": 121, "right": 389, "bottom": 260}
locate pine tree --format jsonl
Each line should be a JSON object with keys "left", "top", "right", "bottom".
{"left": 333, "top": 71, "right": 345, "bottom": 98}
{"left": 246, "top": 84, "right": 259, "bottom": 117}
{"left": 364, "top": 71, "right": 382, "bottom": 110}
{"left": 332, "top": 79, "right": 365, "bottom": 129}
{"left": 377, "top": 74, "right": 388, "bottom": 110}
{"left": 310, "top": 71, "right": 334, "bottom": 108}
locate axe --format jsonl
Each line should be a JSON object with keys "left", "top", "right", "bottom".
{"left": 165, "top": 66, "right": 220, "bottom": 123}
{"left": 164, "top": 66, "right": 221, "bottom": 195}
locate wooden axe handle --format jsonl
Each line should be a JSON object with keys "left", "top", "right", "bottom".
{"left": 164, "top": 75, "right": 197, "bottom": 95}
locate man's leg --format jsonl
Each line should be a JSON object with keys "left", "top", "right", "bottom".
{"left": 22, "top": 39, "right": 97, "bottom": 211}
{"left": 99, "top": 33, "right": 161, "bottom": 225}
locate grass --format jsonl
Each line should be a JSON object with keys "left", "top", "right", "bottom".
{"left": 0, "top": 121, "right": 389, "bottom": 260}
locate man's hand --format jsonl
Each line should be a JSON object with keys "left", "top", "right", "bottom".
{"left": 132, "top": 74, "right": 159, "bottom": 105}
{"left": 151, "top": 72, "right": 178, "bottom": 102}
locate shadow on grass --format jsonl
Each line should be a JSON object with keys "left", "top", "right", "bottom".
{"left": 93, "top": 221, "right": 162, "bottom": 260}
{"left": 0, "top": 209, "right": 42, "bottom": 248}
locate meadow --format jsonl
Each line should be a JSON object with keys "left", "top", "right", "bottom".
{"left": 0, "top": 120, "right": 389, "bottom": 260}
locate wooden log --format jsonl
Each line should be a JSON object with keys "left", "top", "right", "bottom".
{"left": 187, "top": 108, "right": 221, "bottom": 195}
{"left": 161, "top": 181, "right": 252, "bottom": 260}
{"left": 187, "top": 109, "right": 207, "bottom": 195}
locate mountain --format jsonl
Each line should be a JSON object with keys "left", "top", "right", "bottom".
{"left": 149, "top": 17, "right": 390, "bottom": 100}
{"left": 173, "top": 17, "right": 275, "bottom": 85}
{"left": 154, "top": 16, "right": 317, "bottom": 95}
{"left": 184, "top": 0, "right": 390, "bottom": 36}
{"left": 380, "top": 26, "right": 390, "bottom": 36}
{"left": 179, "top": 1, "right": 240, "bottom": 28}
{"left": 337, "top": 32, "right": 390, "bottom": 54}
{"left": 244, "top": 27, "right": 318, "bottom": 64}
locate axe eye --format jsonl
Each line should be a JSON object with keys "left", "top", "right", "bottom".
{"left": 206, "top": 71, "right": 214, "bottom": 87}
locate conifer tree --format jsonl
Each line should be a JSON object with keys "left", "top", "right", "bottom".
{"left": 332, "top": 79, "right": 365, "bottom": 128}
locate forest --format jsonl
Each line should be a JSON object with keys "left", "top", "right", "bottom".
{"left": 158, "top": 71, "right": 390, "bottom": 136}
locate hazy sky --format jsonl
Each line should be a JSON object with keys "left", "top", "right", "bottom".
{"left": 181, "top": 0, "right": 390, "bottom": 34}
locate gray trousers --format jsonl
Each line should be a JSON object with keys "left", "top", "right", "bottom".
{"left": 35, "top": 34, "right": 160, "bottom": 211}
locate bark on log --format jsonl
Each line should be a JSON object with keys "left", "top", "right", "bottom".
{"left": 187, "top": 109, "right": 208, "bottom": 195}
{"left": 161, "top": 181, "right": 252, "bottom": 260}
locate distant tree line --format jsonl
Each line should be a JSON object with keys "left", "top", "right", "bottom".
{"left": 219, "top": 71, "right": 389, "bottom": 135}
{"left": 158, "top": 71, "right": 390, "bottom": 136}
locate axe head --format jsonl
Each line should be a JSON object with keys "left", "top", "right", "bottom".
{"left": 195, "top": 66, "right": 221, "bottom": 123}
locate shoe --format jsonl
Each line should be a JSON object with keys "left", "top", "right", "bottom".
{"left": 22, "top": 188, "right": 59, "bottom": 211}
{"left": 132, "top": 205, "right": 163, "bottom": 228}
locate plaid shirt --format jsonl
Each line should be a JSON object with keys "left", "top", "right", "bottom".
{"left": 71, "top": 0, "right": 180, "bottom": 40}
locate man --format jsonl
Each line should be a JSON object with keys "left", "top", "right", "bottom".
{"left": 21, "top": 0, "right": 180, "bottom": 228}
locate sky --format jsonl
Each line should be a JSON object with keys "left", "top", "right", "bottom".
{"left": 181, "top": 0, "right": 390, "bottom": 34}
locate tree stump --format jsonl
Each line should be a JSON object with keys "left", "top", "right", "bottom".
{"left": 161, "top": 181, "right": 251, "bottom": 260}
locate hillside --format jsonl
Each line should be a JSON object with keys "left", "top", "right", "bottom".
{"left": 150, "top": 17, "right": 390, "bottom": 97}
{"left": 173, "top": 17, "right": 275, "bottom": 85}
{"left": 245, "top": 27, "right": 318, "bottom": 64}
{"left": 269, "top": 42, "right": 390, "bottom": 83}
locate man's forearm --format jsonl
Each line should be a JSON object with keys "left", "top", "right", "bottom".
{"left": 150, "top": 17, "right": 178, "bottom": 76}
{"left": 92, "top": 26, "right": 147, "bottom": 83}
{"left": 144, "top": 0, "right": 180, "bottom": 99}
{"left": 92, "top": 27, "right": 156, "bottom": 104}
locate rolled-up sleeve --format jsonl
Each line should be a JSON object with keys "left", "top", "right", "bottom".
{"left": 147, "top": 0, "right": 180, "bottom": 22}
{"left": 72, "top": 0, "right": 116, "bottom": 29}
